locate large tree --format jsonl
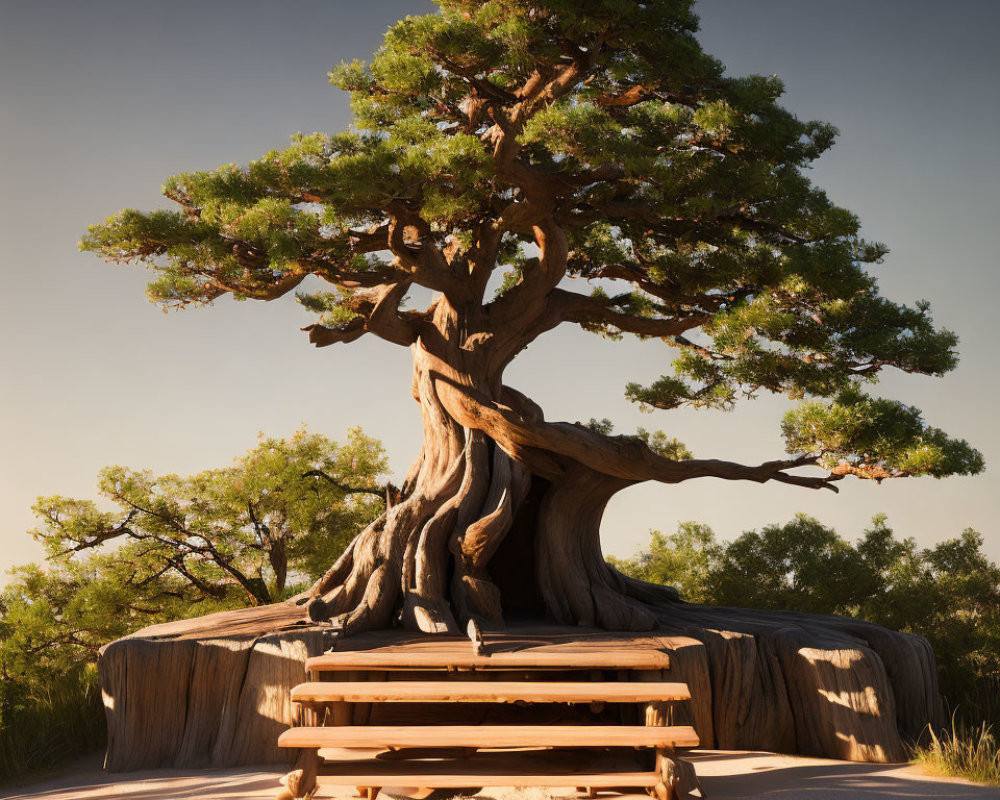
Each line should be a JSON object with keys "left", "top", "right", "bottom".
{"left": 83, "top": 0, "right": 981, "bottom": 636}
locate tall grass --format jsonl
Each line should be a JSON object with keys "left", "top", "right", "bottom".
{"left": 0, "top": 667, "right": 105, "bottom": 784}
{"left": 913, "top": 719, "right": 1000, "bottom": 786}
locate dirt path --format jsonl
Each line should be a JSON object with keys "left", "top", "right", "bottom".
{"left": 3, "top": 751, "right": 998, "bottom": 800}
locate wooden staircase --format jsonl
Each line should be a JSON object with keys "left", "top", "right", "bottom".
{"left": 276, "top": 633, "right": 700, "bottom": 800}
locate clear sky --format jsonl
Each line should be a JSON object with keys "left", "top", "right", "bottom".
{"left": 1, "top": 0, "right": 997, "bottom": 579}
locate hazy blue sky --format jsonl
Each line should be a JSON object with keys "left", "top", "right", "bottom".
{"left": 1, "top": 0, "right": 998, "bottom": 578}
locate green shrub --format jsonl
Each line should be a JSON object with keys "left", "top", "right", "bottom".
{"left": 0, "top": 666, "right": 103, "bottom": 781}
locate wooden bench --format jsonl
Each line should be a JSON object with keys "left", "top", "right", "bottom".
{"left": 276, "top": 633, "right": 699, "bottom": 800}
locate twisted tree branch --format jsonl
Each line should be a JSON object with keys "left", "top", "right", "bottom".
{"left": 301, "top": 470, "right": 395, "bottom": 504}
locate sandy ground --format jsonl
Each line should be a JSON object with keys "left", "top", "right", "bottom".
{"left": 3, "top": 750, "right": 999, "bottom": 800}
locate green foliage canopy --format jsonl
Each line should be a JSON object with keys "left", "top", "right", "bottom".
{"left": 80, "top": 0, "right": 981, "bottom": 489}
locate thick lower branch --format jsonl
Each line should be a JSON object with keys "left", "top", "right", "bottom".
{"left": 548, "top": 288, "right": 712, "bottom": 339}
{"left": 424, "top": 346, "right": 838, "bottom": 491}
{"left": 305, "top": 280, "right": 419, "bottom": 348}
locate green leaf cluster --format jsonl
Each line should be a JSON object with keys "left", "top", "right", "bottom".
{"left": 782, "top": 388, "right": 983, "bottom": 479}
{"left": 608, "top": 521, "right": 717, "bottom": 602}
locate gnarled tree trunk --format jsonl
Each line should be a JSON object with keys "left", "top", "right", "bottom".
{"left": 303, "top": 328, "right": 678, "bottom": 636}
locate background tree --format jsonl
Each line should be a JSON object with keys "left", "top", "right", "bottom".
{"left": 0, "top": 427, "right": 385, "bottom": 780}
{"left": 32, "top": 427, "right": 388, "bottom": 607}
{"left": 614, "top": 515, "right": 1000, "bottom": 726}
{"left": 607, "top": 522, "right": 717, "bottom": 603}
{"left": 82, "top": 0, "right": 981, "bottom": 634}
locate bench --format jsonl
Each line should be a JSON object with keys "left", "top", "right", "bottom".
{"left": 276, "top": 634, "right": 699, "bottom": 800}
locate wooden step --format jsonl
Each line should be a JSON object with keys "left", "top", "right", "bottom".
{"left": 311, "top": 750, "right": 661, "bottom": 788}
{"left": 313, "top": 769, "right": 659, "bottom": 789}
{"left": 278, "top": 724, "right": 699, "bottom": 750}
{"left": 305, "top": 648, "right": 670, "bottom": 672}
{"left": 291, "top": 680, "right": 690, "bottom": 705}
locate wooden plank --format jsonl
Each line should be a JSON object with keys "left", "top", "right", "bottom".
{"left": 306, "top": 649, "right": 670, "bottom": 672}
{"left": 291, "top": 680, "right": 691, "bottom": 704}
{"left": 313, "top": 769, "right": 659, "bottom": 789}
{"left": 278, "top": 724, "right": 700, "bottom": 749}
{"left": 312, "top": 749, "right": 662, "bottom": 788}
{"left": 309, "top": 628, "right": 673, "bottom": 672}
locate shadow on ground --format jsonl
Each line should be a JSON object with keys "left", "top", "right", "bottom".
{"left": 689, "top": 750, "right": 1000, "bottom": 799}
{"left": 3, "top": 750, "right": 999, "bottom": 800}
